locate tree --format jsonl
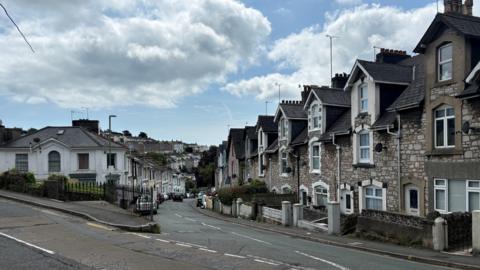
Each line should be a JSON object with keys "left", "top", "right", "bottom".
{"left": 122, "top": 130, "right": 132, "bottom": 137}
{"left": 26, "top": 128, "right": 37, "bottom": 134}
{"left": 146, "top": 152, "right": 167, "bottom": 166}
{"left": 195, "top": 145, "right": 218, "bottom": 187}
{"left": 185, "top": 179, "right": 195, "bottom": 192}
{"left": 138, "top": 131, "right": 148, "bottom": 139}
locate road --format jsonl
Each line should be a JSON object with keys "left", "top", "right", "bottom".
{"left": 0, "top": 197, "right": 456, "bottom": 270}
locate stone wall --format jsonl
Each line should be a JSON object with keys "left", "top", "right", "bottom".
{"left": 239, "top": 203, "right": 253, "bottom": 219}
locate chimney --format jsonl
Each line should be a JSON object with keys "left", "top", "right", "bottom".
{"left": 301, "top": 85, "right": 310, "bottom": 104}
{"left": 376, "top": 48, "right": 411, "bottom": 64}
{"left": 444, "top": 0, "right": 473, "bottom": 15}
{"left": 72, "top": 119, "right": 100, "bottom": 134}
{"left": 331, "top": 73, "right": 349, "bottom": 89}
{"left": 464, "top": 0, "right": 473, "bottom": 16}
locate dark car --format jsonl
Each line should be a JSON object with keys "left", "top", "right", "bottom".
{"left": 156, "top": 193, "right": 165, "bottom": 205}
{"left": 172, "top": 193, "right": 183, "bottom": 202}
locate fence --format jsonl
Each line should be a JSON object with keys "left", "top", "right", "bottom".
{"left": 239, "top": 193, "right": 297, "bottom": 208}
{"left": 443, "top": 212, "right": 472, "bottom": 252}
{"left": 262, "top": 206, "right": 282, "bottom": 223}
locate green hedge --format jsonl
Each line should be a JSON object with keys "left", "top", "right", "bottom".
{"left": 217, "top": 180, "right": 268, "bottom": 205}
{"left": 0, "top": 170, "right": 36, "bottom": 191}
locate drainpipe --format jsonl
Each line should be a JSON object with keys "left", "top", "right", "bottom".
{"left": 331, "top": 133, "right": 341, "bottom": 203}
{"left": 296, "top": 148, "right": 301, "bottom": 204}
{"left": 387, "top": 114, "right": 401, "bottom": 212}
{"left": 268, "top": 157, "right": 272, "bottom": 190}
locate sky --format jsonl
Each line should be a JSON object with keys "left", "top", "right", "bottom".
{"left": 0, "top": 0, "right": 478, "bottom": 145}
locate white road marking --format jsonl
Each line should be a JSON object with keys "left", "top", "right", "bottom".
{"left": 199, "top": 248, "right": 218, "bottom": 253}
{"left": 185, "top": 217, "right": 197, "bottom": 222}
{"left": 0, "top": 232, "right": 55, "bottom": 255}
{"left": 254, "top": 259, "right": 280, "bottom": 266}
{"left": 86, "top": 222, "right": 115, "bottom": 231}
{"left": 295, "top": 250, "right": 349, "bottom": 270}
{"left": 231, "top": 232, "right": 272, "bottom": 245}
{"left": 128, "top": 233, "right": 151, "bottom": 239}
{"left": 49, "top": 199, "right": 64, "bottom": 203}
{"left": 201, "top": 222, "right": 221, "bottom": 230}
{"left": 155, "top": 239, "right": 171, "bottom": 243}
{"left": 224, "top": 253, "right": 246, "bottom": 259}
{"left": 175, "top": 214, "right": 183, "bottom": 218}
{"left": 247, "top": 255, "right": 282, "bottom": 265}
{"left": 175, "top": 243, "right": 192, "bottom": 248}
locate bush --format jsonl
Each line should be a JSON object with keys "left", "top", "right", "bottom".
{"left": 217, "top": 180, "right": 269, "bottom": 205}
{"left": 0, "top": 169, "right": 32, "bottom": 191}
{"left": 47, "top": 174, "right": 68, "bottom": 183}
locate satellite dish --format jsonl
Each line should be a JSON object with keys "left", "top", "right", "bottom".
{"left": 375, "top": 143, "right": 383, "bottom": 153}
{"left": 462, "top": 121, "right": 471, "bottom": 134}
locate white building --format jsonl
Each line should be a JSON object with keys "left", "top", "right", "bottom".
{"left": 0, "top": 127, "right": 127, "bottom": 183}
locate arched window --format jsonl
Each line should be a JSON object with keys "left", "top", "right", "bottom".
{"left": 314, "top": 185, "right": 328, "bottom": 207}
{"left": 48, "top": 151, "right": 61, "bottom": 172}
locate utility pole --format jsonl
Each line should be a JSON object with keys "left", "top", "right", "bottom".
{"left": 326, "top": 35, "right": 339, "bottom": 87}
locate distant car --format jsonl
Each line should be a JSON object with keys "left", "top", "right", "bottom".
{"left": 196, "top": 192, "right": 206, "bottom": 208}
{"left": 135, "top": 195, "right": 157, "bottom": 215}
{"left": 172, "top": 193, "right": 183, "bottom": 202}
{"left": 156, "top": 193, "right": 165, "bottom": 205}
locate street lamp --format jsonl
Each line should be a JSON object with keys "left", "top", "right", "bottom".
{"left": 108, "top": 115, "right": 117, "bottom": 182}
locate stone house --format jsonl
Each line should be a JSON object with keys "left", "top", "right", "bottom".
{"left": 413, "top": 1, "right": 480, "bottom": 214}
{"left": 272, "top": 100, "right": 309, "bottom": 198}
{"left": 302, "top": 79, "right": 351, "bottom": 210}
{"left": 226, "top": 128, "right": 245, "bottom": 186}
{"left": 244, "top": 126, "right": 258, "bottom": 182}
{"left": 256, "top": 115, "right": 279, "bottom": 191}
{"left": 215, "top": 141, "right": 228, "bottom": 190}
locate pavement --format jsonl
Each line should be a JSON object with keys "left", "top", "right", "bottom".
{"left": 0, "top": 189, "right": 158, "bottom": 233}
{"left": 194, "top": 202, "right": 480, "bottom": 270}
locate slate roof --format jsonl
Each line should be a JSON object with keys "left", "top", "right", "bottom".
{"left": 291, "top": 128, "right": 308, "bottom": 146}
{"left": 357, "top": 60, "right": 413, "bottom": 85}
{"left": 458, "top": 61, "right": 480, "bottom": 99}
{"left": 415, "top": 13, "right": 480, "bottom": 53}
{"left": 244, "top": 126, "right": 257, "bottom": 140}
{"left": 320, "top": 110, "right": 351, "bottom": 142}
{"left": 372, "top": 111, "right": 397, "bottom": 130}
{"left": 387, "top": 55, "right": 425, "bottom": 111}
{"left": 265, "top": 138, "right": 278, "bottom": 153}
{"left": 1, "top": 127, "right": 125, "bottom": 149}
{"left": 228, "top": 128, "right": 245, "bottom": 160}
{"left": 257, "top": 115, "right": 277, "bottom": 133}
{"left": 276, "top": 102, "right": 307, "bottom": 121}
{"left": 311, "top": 87, "right": 350, "bottom": 107}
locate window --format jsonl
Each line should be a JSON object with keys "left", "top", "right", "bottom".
{"left": 434, "top": 105, "right": 455, "bottom": 148}
{"left": 467, "top": 180, "right": 480, "bottom": 212}
{"left": 358, "top": 130, "right": 370, "bottom": 163}
{"left": 15, "top": 154, "right": 28, "bottom": 173}
{"left": 48, "top": 151, "right": 61, "bottom": 172}
{"left": 78, "top": 153, "right": 89, "bottom": 170}
{"left": 259, "top": 132, "right": 263, "bottom": 146}
{"left": 311, "top": 144, "right": 320, "bottom": 172}
{"left": 107, "top": 153, "right": 117, "bottom": 168}
{"left": 281, "top": 151, "right": 288, "bottom": 174}
{"left": 365, "top": 186, "right": 383, "bottom": 210}
{"left": 345, "top": 193, "right": 352, "bottom": 210}
{"left": 315, "top": 186, "right": 328, "bottom": 207}
{"left": 434, "top": 179, "right": 447, "bottom": 212}
{"left": 259, "top": 154, "right": 264, "bottom": 176}
{"left": 309, "top": 103, "right": 322, "bottom": 130}
{"left": 438, "top": 44, "right": 452, "bottom": 81}
{"left": 280, "top": 118, "right": 288, "bottom": 139}
{"left": 282, "top": 186, "right": 292, "bottom": 194}
{"left": 359, "top": 84, "right": 368, "bottom": 113}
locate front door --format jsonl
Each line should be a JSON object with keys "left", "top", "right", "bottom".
{"left": 405, "top": 184, "right": 419, "bottom": 216}
{"left": 341, "top": 190, "right": 353, "bottom": 214}
{"left": 302, "top": 191, "right": 307, "bottom": 205}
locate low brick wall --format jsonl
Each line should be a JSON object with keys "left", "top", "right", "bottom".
{"left": 356, "top": 210, "right": 433, "bottom": 247}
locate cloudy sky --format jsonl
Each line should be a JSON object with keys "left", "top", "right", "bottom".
{"left": 0, "top": 0, "right": 478, "bottom": 145}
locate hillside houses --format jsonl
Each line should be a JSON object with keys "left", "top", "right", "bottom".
{"left": 216, "top": 1, "right": 480, "bottom": 217}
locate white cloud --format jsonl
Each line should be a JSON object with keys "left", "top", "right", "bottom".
{"left": 224, "top": 3, "right": 441, "bottom": 100}
{"left": 0, "top": 0, "right": 271, "bottom": 109}
{"left": 335, "top": 0, "right": 362, "bottom": 5}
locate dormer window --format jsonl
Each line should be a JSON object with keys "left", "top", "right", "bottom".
{"left": 309, "top": 102, "right": 322, "bottom": 131}
{"left": 359, "top": 84, "right": 368, "bottom": 113}
{"left": 438, "top": 43, "right": 452, "bottom": 82}
{"left": 280, "top": 118, "right": 288, "bottom": 139}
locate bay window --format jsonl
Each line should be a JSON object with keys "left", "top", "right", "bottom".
{"left": 434, "top": 105, "right": 455, "bottom": 148}
{"left": 438, "top": 44, "right": 452, "bottom": 81}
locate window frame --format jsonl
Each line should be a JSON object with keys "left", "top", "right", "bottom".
{"left": 15, "top": 153, "right": 29, "bottom": 173}
{"left": 107, "top": 153, "right": 117, "bottom": 169}
{"left": 258, "top": 154, "right": 265, "bottom": 177}
{"left": 314, "top": 185, "right": 328, "bottom": 207}
{"left": 48, "top": 151, "right": 61, "bottom": 173}
{"left": 467, "top": 180, "right": 480, "bottom": 212}
{"left": 77, "top": 153, "right": 90, "bottom": 170}
{"left": 438, "top": 43, "right": 453, "bottom": 82}
{"left": 364, "top": 186, "right": 383, "bottom": 210}
{"left": 309, "top": 102, "right": 322, "bottom": 131}
{"left": 359, "top": 84, "right": 368, "bottom": 113}
{"left": 434, "top": 178, "right": 448, "bottom": 213}
{"left": 434, "top": 105, "right": 455, "bottom": 149}
{"left": 310, "top": 143, "right": 321, "bottom": 173}
{"left": 358, "top": 130, "right": 370, "bottom": 163}
{"left": 280, "top": 151, "right": 288, "bottom": 175}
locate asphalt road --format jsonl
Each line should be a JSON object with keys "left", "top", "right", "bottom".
{"left": 0, "top": 197, "right": 457, "bottom": 270}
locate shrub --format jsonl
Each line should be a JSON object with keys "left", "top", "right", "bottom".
{"left": 0, "top": 169, "right": 31, "bottom": 191}
{"left": 26, "top": 172, "right": 36, "bottom": 184}
{"left": 47, "top": 174, "right": 68, "bottom": 183}
{"left": 217, "top": 180, "right": 269, "bottom": 205}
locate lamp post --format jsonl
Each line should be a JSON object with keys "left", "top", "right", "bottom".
{"left": 108, "top": 115, "right": 117, "bottom": 182}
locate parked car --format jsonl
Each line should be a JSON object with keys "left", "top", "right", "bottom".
{"left": 156, "top": 193, "right": 165, "bottom": 205}
{"left": 196, "top": 192, "right": 205, "bottom": 208}
{"left": 135, "top": 195, "right": 157, "bottom": 215}
{"left": 172, "top": 193, "right": 184, "bottom": 202}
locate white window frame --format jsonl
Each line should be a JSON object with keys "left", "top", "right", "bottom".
{"left": 340, "top": 186, "right": 354, "bottom": 215}
{"left": 467, "top": 180, "right": 480, "bottom": 212}
{"left": 15, "top": 153, "right": 28, "bottom": 173}
{"left": 364, "top": 186, "right": 383, "bottom": 210}
{"left": 281, "top": 184, "right": 292, "bottom": 194}
{"left": 359, "top": 84, "right": 368, "bottom": 113}
{"left": 434, "top": 178, "right": 448, "bottom": 213}
{"left": 358, "top": 130, "right": 370, "bottom": 163}
{"left": 434, "top": 105, "right": 455, "bottom": 149}
{"left": 310, "top": 142, "right": 321, "bottom": 173}
{"left": 309, "top": 102, "right": 322, "bottom": 131}
{"left": 438, "top": 43, "right": 453, "bottom": 82}
{"left": 313, "top": 182, "right": 329, "bottom": 207}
